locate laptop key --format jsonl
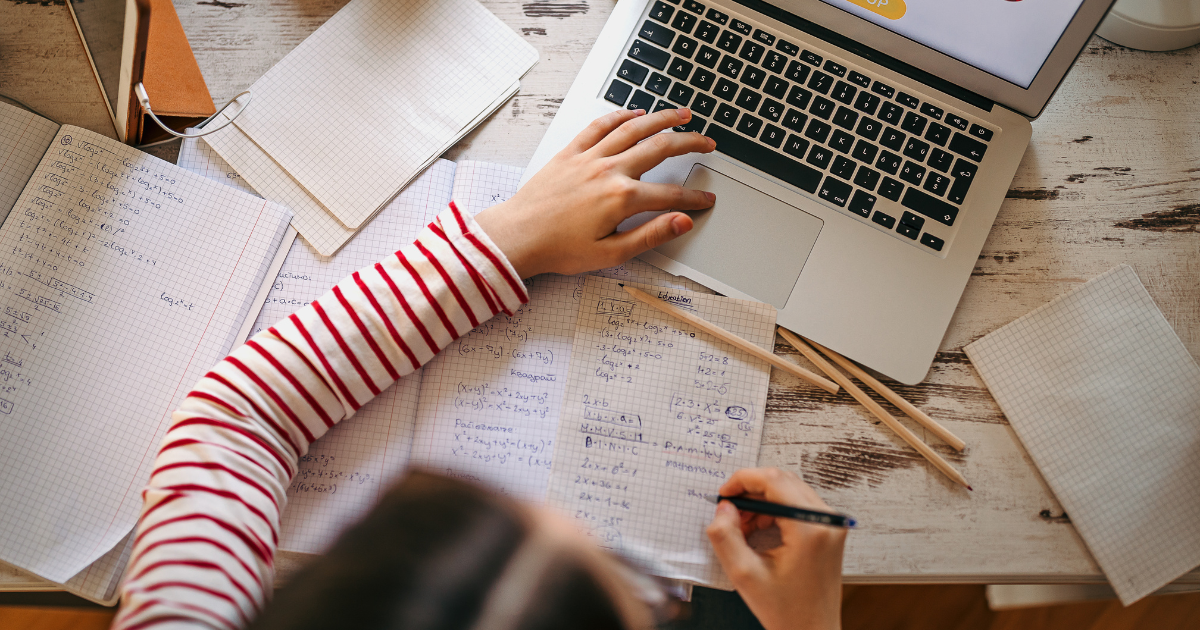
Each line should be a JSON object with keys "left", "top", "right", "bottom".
{"left": 853, "top": 91, "right": 880, "bottom": 115}
{"left": 924, "top": 172, "right": 950, "bottom": 196}
{"left": 902, "top": 137, "right": 929, "bottom": 162}
{"left": 818, "top": 176, "right": 852, "bottom": 207}
{"left": 807, "top": 145, "right": 833, "bottom": 169}
{"left": 831, "top": 155, "right": 856, "bottom": 179}
{"left": 871, "top": 81, "right": 895, "bottom": 98}
{"left": 782, "top": 108, "right": 808, "bottom": 132}
{"left": 851, "top": 139, "right": 878, "bottom": 164}
{"left": 783, "top": 134, "right": 809, "bottom": 159}
{"left": 696, "top": 45, "right": 721, "bottom": 68}
{"left": 736, "top": 113, "right": 763, "bottom": 138}
{"left": 668, "top": 83, "right": 695, "bottom": 105}
{"left": 649, "top": 1, "right": 675, "bottom": 24}
{"left": 848, "top": 71, "right": 871, "bottom": 89}
{"left": 920, "top": 103, "right": 943, "bottom": 120}
{"left": 761, "top": 123, "right": 786, "bottom": 148}
{"left": 830, "top": 129, "right": 854, "bottom": 154}
{"left": 929, "top": 148, "right": 953, "bottom": 172}
{"left": 777, "top": 39, "right": 800, "bottom": 56}
{"left": 753, "top": 29, "right": 775, "bottom": 45}
{"left": 617, "top": 60, "right": 649, "bottom": 85}
{"left": 800, "top": 50, "right": 822, "bottom": 66}
{"left": 805, "top": 119, "right": 831, "bottom": 144}
{"left": 653, "top": 99, "right": 677, "bottom": 112}
{"left": 691, "top": 92, "right": 717, "bottom": 116}
{"left": 694, "top": 20, "right": 719, "bottom": 43}
{"left": 764, "top": 75, "right": 788, "bottom": 99}
{"left": 718, "top": 55, "right": 743, "bottom": 78}
{"left": 896, "top": 222, "right": 919, "bottom": 240}
{"left": 705, "top": 8, "right": 728, "bottom": 24}
{"left": 879, "top": 177, "right": 904, "bottom": 201}
{"left": 674, "top": 114, "right": 706, "bottom": 133}
{"left": 823, "top": 60, "right": 846, "bottom": 77}
{"left": 647, "top": 72, "right": 671, "bottom": 95}
{"left": 810, "top": 96, "right": 835, "bottom": 119}
{"left": 969, "top": 123, "right": 994, "bottom": 141}
{"left": 947, "top": 177, "right": 971, "bottom": 205}
{"left": 900, "top": 111, "right": 927, "bottom": 135}
{"left": 920, "top": 232, "right": 945, "bottom": 251}
{"left": 717, "top": 31, "right": 742, "bottom": 53}
{"left": 875, "top": 150, "right": 901, "bottom": 175}
{"left": 629, "top": 41, "right": 670, "bottom": 70}
{"left": 739, "top": 41, "right": 765, "bottom": 64}
{"left": 871, "top": 210, "right": 895, "bottom": 228}
{"left": 628, "top": 89, "right": 656, "bottom": 111}
{"left": 899, "top": 161, "right": 925, "bottom": 186}
{"left": 900, "top": 211, "right": 925, "bottom": 231}
{"left": 673, "top": 35, "right": 698, "bottom": 58}
{"left": 684, "top": 0, "right": 705, "bottom": 14}
{"left": 786, "top": 84, "right": 812, "bottom": 109}
{"left": 880, "top": 127, "right": 905, "bottom": 151}
{"left": 925, "top": 122, "right": 951, "bottom": 147}
{"left": 740, "top": 66, "right": 766, "bottom": 89}
{"left": 848, "top": 190, "right": 876, "bottom": 217}
{"left": 807, "top": 71, "right": 834, "bottom": 94}
{"left": 856, "top": 117, "right": 882, "bottom": 141}
{"left": 952, "top": 158, "right": 978, "bottom": 183}
{"left": 714, "top": 103, "right": 740, "bottom": 126}
{"left": 945, "top": 114, "right": 968, "bottom": 131}
{"left": 902, "top": 187, "right": 959, "bottom": 225}
{"left": 949, "top": 133, "right": 987, "bottom": 162}
{"left": 763, "top": 51, "right": 788, "bottom": 74}
{"left": 879, "top": 102, "right": 904, "bottom": 125}
{"left": 785, "top": 60, "right": 811, "bottom": 83}
{"left": 730, "top": 19, "right": 752, "bottom": 36}
{"left": 832, "top": 81, "right": 857, "bottom": 105}
{"left": 604, "top": 80, "right": 633, "bottom": 106}
{"left": 689, "top": 68, "right": 716, "bottom": 90}
{"left": 832, "top": 106, "right": 858, "bottom": 130}
{"left": 735, "top": 88, "right": 762, "bottom": 111}
{"left": 759, "top": 98, "right": 784, "bottom": 122}
{"left": 713, "top": 77, "right": 738, "bottom": 100}
{"left": 668, "top": 58, "right": 694, "bottom": 80}
{"left": 671, "top": 11, "right": 697, "bottom": 34}
{"left": 703, "top": 125, "right": 821, "bottom": 193}
{"left": 853, "top": 165, "right": 880, "bottom": 191}
{"left": 896, "top": 92, "right": 919, "bottom": 109}
{"left": 639, "top": 20, "right": 675, "bottom": 48}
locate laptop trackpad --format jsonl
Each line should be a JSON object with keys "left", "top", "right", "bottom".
{"left": 656, "top": 164, "right": 822, "bottom": 308}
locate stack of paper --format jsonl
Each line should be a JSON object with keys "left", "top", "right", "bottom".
{"left": 207, "top": 0, "right": 538, "bottom": 255}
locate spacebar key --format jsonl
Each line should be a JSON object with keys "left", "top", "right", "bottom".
{"left": 704, "top": 125, "right": 821, "bottom": 193}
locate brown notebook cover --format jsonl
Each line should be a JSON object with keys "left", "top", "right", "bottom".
{"left": 133, "top": 0, "right": 215, "bottom": 144}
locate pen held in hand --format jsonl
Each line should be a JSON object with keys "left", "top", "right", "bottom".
{"left": 705, "top": 494, "right": 857, "bottom": 529}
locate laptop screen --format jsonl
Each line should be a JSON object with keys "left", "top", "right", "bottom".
{"left": 816, "top": 0, "right": 1087, "bottom": 89}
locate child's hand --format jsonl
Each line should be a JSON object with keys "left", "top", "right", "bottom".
{"left": 706, "top": 468, "right": 847, "bottom": 630}
{"left": 474, "top": 108, "right": 716, "bottom": 278}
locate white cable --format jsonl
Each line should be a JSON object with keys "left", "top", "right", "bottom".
{"left": 135, "top": 83, "right": 251, "bottom": 140}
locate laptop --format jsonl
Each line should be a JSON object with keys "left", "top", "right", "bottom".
{"left": 523, "top": 0, "right": 1116, "bottom": 384}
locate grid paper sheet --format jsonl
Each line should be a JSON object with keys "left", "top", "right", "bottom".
{"left": 231, "top": 0, "right": 538, "bottom": 229}
{"left": 0, "top": 103, "right": 59, "bottom": 223}
{"left": 545, "top": 276, "right": 777, "bottom": 588}
{"left": 964, "top": 264, "right": 1200, "bottom": 605}
{"left": 0, "top": 125, "right": 292, "bottom": 582}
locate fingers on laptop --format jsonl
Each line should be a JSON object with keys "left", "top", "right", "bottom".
{"left": 567, "top": 108, "right": 641, "bottom": 154}
{"left": 601, "top": 211, "right": 693, "bottom": 266}
{"left": 623, "top": 181, "right": 713, "bottom": 218}
{"left": 593, "top": 108, "right": 710, "bottom": 158}
{"left": 618, "top": 128, "right": 715, "bottom": 177}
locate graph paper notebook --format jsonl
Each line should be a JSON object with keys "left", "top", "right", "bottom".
{"left": 964, "top": 265, "right": 1200, "bottom": 605}
{"left": 0, "top": 103, "right": 292, "bottom": 601}
{"left": 207, "top": 0, "right": 537, "bottom": 251}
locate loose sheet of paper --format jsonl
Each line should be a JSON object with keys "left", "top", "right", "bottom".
{"left": 545, "top": 276, "right": 776, "bottom": 587}
{"left": 964, "top": 265, "right": 1200, "bottom": 604}
{"left": 0, "top": 103, "right": 59, "bottom": 222}
{"left": 0, "top": 126, "right": 291, "bottom": 581}
{"left": 231, "top": 0, "right": 538, "bottom": 229}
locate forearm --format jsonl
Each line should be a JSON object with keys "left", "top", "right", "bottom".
{"left": 114, "top": 204, "right": 527, "bottom": 629}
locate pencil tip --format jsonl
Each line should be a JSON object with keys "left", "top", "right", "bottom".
{"left": 618, "top": 283, "right": 625, "bottom": 287}
{"left": 967, "top": 485, "right": 974, "bottom": 491}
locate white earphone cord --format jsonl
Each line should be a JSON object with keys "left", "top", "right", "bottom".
{"left": 135, "top": 82, "right": 252, "bottom": 140}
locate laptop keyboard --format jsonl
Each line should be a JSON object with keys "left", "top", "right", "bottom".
{"left": 602, "top": 0, "right": 997, "bottom": 254}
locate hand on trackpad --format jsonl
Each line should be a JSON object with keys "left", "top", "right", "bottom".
{"left": 655, "top": 164, "right": 823, "bottom": 308}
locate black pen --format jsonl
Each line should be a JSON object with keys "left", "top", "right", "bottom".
{"left": 705, "top": 495, "right": 857, "bottom": 528}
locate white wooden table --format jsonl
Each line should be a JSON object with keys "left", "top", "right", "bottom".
{"left": 1, "top": 0, "right": 1197, "bottom": 592}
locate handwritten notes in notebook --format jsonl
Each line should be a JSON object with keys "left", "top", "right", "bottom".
{"left": 546, "top": 276, "right": 777, "bottom": 587}
{"left": 0, "top": 127, "right": 291, "bottom": 581}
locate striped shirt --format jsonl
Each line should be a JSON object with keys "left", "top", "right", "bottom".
{"left": 113, "top": 204, "right": 528, "bottom": 629}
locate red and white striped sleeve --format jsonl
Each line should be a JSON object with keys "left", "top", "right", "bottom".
{"left": 113, "top": 203, "right": 528, "bottom": 630}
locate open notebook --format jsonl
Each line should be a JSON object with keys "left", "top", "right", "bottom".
{"left": 0, "top": 103, "right": 292, "bottom": 603}
{"left": 182, "top": 141, "right": 776, "bottom": 588}
{"left": 206, "top": 0, "right": 538, "bottom": 255}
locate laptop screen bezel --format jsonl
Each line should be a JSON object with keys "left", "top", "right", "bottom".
{"left": 748, "top": 0, "right": 1116, "bottom": 119}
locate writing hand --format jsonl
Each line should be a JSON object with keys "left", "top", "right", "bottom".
{"left": 474, "top": 108, "right": 715, "bottom": 278}
{"left": 706, "top": 468, "right": 847, "bottom": 630}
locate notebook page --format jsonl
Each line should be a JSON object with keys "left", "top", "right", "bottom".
{"left": 0, "top": 126, "right": 291, "bottom": 581}
{"left": 964, "top": 265, "right": 1200, "bottom": 605}
{"left": 546, "top": 276, "right": 776, "bottom": 587}
{"left": 239, "top": 160, "right": 457, "bottom": 553}
{"left": 232, "top": 0, "right": 538, "bottom": 228}
{"left": 0, "top": 103, "right": 59, "bottom": 223}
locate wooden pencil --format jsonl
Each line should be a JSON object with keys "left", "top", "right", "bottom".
{"left": 619, "top": 284, "right": 839, "bottom": 394}
{"left": 775, "top": 327, "right": 972, "bottom": 490}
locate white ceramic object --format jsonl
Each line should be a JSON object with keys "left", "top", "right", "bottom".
{"left": 1096, "top": 0, "right": 1200, "bottom": 50}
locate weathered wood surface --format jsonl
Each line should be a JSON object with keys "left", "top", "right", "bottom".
{"left": 1, "top": 0, "right": 1197, "bottom": 589}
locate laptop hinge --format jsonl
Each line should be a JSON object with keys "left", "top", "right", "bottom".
{"left": 731, "top": 0, "right": 995, "bottom": 113}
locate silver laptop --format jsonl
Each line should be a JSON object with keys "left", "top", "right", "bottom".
{"left": 524, "top": 0, "right": 1115, "bottom": 384}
